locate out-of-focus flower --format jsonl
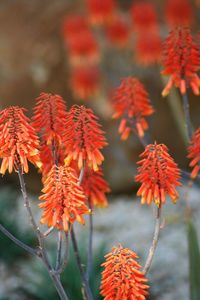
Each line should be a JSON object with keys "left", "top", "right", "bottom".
{"left": 86, "top": 0, "right": 116, "bottom": 25}
{"left": 67, "top": 30, "right": 100, "bottom": 66}
{"left": 112, "top": 77, "right": 154, "bottom": 140}
{"left": 81, "top": 166, "right": 110, "bottom": 207}
{"left": 100, "top": 244, "right": 149, "bottom": 300}
{"left": 62, "top": 15, "right": 89, "bottom": 43}
{"left": 70, "top": 66, "right": 100, "bottom": 100}
{"left": 135, "top": 32, "right": 162, "bottom": 66}
{"left": 188, "top": 128, "right": 200, "bottom": 178}
{"left": 105, "top": 16, "right": 130, "bottom": 47}
{"left": 0, "top": 106, "right": 41, "bottom": 175}
{"left": 135, "top": 143, "right": 181, "bottom": 206}
{"left": 39, "top": 165, "right": 90, "bottom": 231}
{"left": 130, "top": 2, "right": 158, "bottom": 33}
{"left": 165, "top": 0, "right": 193, "bottom": 27}
{"left": 63, "top": 105, "right": 107, "bottom": 171}
{"left": 161, "top": 27, "right": 200, "bottom": 96}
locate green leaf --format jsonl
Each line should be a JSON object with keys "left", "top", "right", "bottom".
{"left": 188, "top": 221, "right": 200, "bottom": 300}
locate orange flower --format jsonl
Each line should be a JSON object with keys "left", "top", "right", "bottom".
{"left": 32, "top": 92, "right": 67, "bottom": 146}
{"left": 32, "top": 93, "right": 67, "bottom": 175}
{"left": 100, "top": 244, "right": 149, "bottom": 300}
{"left": 135, "top": 32, "right": 162, "bottom": 66}
{"left": 70, "top": 66, "right": 100, "bottom": 100}
{"left": 63, "top": 105, "right": 107, "bottom": 171}
{"left": 135, "top": 143, "right": 181, "bottom": 206}
{"left": 188, "top": 128, "right": 200, "bottom": 179}
{"left": 67, "top": 30, "right": 100, "bottom": 66}
{"left": 161, "top": 27, "right": 200, "bottom": 96}
{"left": 130, "top": 2, "right": 158, "bottom": 33}
{"left": 165, "top": 0, "right": 193, "bottom": 27}
{"left": 0, "top": 106, "right": 41, "bottom": 175}
{"left": 105, "top": 16, "right": 130, "bottom": 47}
{"left": 112, "top": 77, "right": 154, "bottom": 140}
{"left": 39, "top": 165, "right": 90, "bottom": 231}
{"left": 86, "top": 0, "right": 116, "bottom": 25}
{"left": 62, "top": 15, "right": 89, "bottom": 43}
{"left": 81, "top": 166, "right": 110, "bottom": 207}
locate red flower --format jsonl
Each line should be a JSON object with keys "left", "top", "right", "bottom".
{"left": 165, "top": 0, "right": 193, "bottom": 27}
{"left": 32, "top": 92, "right": 67, "bottom": 175}
{"left": 67, "top": 30, "right": 100, "bottom": 66}
{"left": 105, "top": 16, "right": 130, "bottom": 47}
{"left": 161, "top": 27, "right": 200, "bottom": 96}
{"left": 86, "top": 0, "right": 116, "bottom": 25}
{"left": 63, "top": 105, "right": 107, "bottom": 171}
{"left": 0, "top": 106, "right": 41, "bottom": 174}
{"left": 100, "top": 244, "right": 149, "bottom": 300}
{"left": 81, "top": 166, "right": 110, "bottom": 207}
{"left": 188, "top": 128, "right": 200, "bottom": 178}
{"left": 39, "top": 165, "right": 90, "bottom": 231}
{"left": 62, "top": 15, "right": 89, "bottom": 43}
{"left": 112, "top": 77, "right": 154, "bottom": 140}
{"left": 70, "top": 66, "right": 100, "bottom": 100}
{"left": 130, "top": 2, "right": 158, "bottom": 33}
{"left": 32, "top": 92, "right": 67, "bottom": 146}
{"left": 135, "top": 143, "right": 181, "bottom": 206}
{"left": 135, "top": 32, "right": 162, "bottom": 66}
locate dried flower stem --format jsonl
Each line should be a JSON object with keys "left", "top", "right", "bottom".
{"left": 70, "top": 166, "right": 94, "bottom": 299}
{"left": 86, "top": 200, "right": 93, "bottom": 281}
{"left": 0, "top": 223, "right": 37, "bottom": 256}
{"left": 182, "top": 92, "right": 193, "bottom": 141}
{"left": 143, "top": 205, "right": 162, "bottom": 274}
{"left": 56, "top": 231, "right": 63, "bottom": 271}
{"left": 57, "top": 232, "right": 70, "bottom": 274}
{"left": 71, "top": 227, "right": 94, "bottom": 300}
{"left": 18, "top": 169, "right": 69, "bottom": 300}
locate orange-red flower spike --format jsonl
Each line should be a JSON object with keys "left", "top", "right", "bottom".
{"left": 39, "top": 165, "right": 90, "bottom": 231}
{"left": 62, "top": 15, "right": 89, "bottom": 43}
{"left": 105, "top": 16, "right": 130, "bottom": 48}
{"left": 0, "top": 106, "right": 41, "bottom": 175}
{"left": 63, "top": 105, "right": 107, "bottom": 171}
{"left": 161, "top": 27, "right": 200, "bottom": 97}
{"left": 81, "top": 166, "right": 110, "bottom": 207}
{"left": 70, "top": 66, "right": 100, "bottom": 100}
{"left": 135, "top": 32, "right": 162, "bottom": 66}
{"left": 165, "top": 0, "right": 193, "bottom": 27}
{"left": 112, "top": 77, "right": 154, "bottom": 140}
{"left": 86, "top": 0, "right": 116, "bottom": 25}
{"left": 32, "top": 92, "right": 67, "bottom": 146}
{"left": 100, "top": 244, "right": 149, "bottom": 300}
{"left": 135, "top": 143, "right": 181, "bottom": 206}
{"left": 188, "top": 128, "right": 200, "bottom": 179}
{"left": 130, "top": 2, "right": 158, "bottom": 33}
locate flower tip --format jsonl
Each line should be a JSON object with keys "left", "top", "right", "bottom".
{"left": 161, "top": 89, "right": 169, "bottom": 97}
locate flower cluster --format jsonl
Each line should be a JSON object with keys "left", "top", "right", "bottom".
{"left": 32, "top": 92, "right": 67, "bottom": 176}
{"left": 188, "top": 128, "right": 200, "bottom": 178}
{"left": 0, "top": 106, "right": 41, "bottom": 174}
{"left": 161, "top": 27, "right": 200, "bottom": 96}
{"left": 70, "top": 66, "right": 100, "bottom": 100}
{"left": 130, "top": 2, "right": 162, "bottom": 66}
{"left": 135, "top": 143, "right": 181, "bottom": 206}
{"left": 112, "top": 77, "right": 154, "bottom": 140}
{"left": 81, "top": 166, "right": 110, "bottom": 207}
{"left": 39, "top": 165, "right": 90, "bottom": 231}
{"left": 63, "top": 105, "right": 107, "bottom": 171}
{"left": 105, "top": 16, "right": 129, "bottom": 48}
{"left": 100, "top": 244, "right": 149, "bottom": 300}
{"left": 86, "top": 0, "right": 116, "bottom": 25}
{"left": 165, "top": 0, "right": 193, "bottom": 27}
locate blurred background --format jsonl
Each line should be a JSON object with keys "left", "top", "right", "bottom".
{"left": 1, "top": 0, "right": 200, "bottom": 299}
